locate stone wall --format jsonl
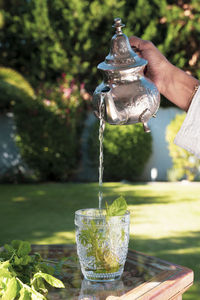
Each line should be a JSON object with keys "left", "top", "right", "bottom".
{"left": 140, "top": 107, "right": 183, "bottom": 181}
{"left": 0, "top": 113, "right": 22, "bottom": 175}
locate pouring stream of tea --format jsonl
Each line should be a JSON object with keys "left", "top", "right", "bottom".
{"left": 98, "top": 94, "right": 105, "bottom": 210}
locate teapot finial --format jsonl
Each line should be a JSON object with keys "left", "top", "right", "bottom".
{"left": 98, "top": 18, "right": 146, "bottom": 70}
{"left": 112, "top": 18, "right": 125, "bottom": 34}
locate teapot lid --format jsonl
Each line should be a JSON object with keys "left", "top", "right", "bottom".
{"left": 98, "top": 18, "right": 147, "bottom": 71}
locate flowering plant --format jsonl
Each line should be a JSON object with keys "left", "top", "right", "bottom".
{"left": 37, "top": 73, "right": 91, "bottom": 125}
{"left": 15, "top": 74, "right": 91, "bottom": 181}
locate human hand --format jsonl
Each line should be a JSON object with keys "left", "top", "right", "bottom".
{"left": 129, "top": 36, "right": 169, "bottom": 95}
{"left": 129, "top": 36, "right": 199, "bottom": 111}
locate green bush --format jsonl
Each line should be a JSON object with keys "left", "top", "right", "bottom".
{"left": 0, "top": 67, "right": 34, "bottom": 111}
{"left": 88, "top": 121, "right": 152, "bottom": 181}
{"left": 166, "top": 113, "right": 200, "bottom": 181}
{"left": 0, "top": 164, "right": 36, "bottom": 184}
{"left": 13, "top": 74, "right": 89, "bottom": 181}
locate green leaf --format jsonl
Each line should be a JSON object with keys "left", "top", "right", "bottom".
{"left": 1, "top": 277, "right": 19, "bottom": 300}
{"left": 37, "top": 262, "right": 54, "bottom": 275}
{"left": 0, "top": 260, "right": 11, "bottom": 269}
{"left": 0, "top": 240, "right": 65, "bottom": 299}
{"left": 4, "top": 244, "right": 15, "bottom": 255}
{"left": 0, "top": 268, "right": 12, "bottom": 278}
{"left": 31, "top": 292, "right": 45, "bottom": 300}
{"left": 17, "top": 241, "right": 31, "bottom": 257}
{"left": 11, "top": 240, "right": 21, "bottom": 250}
{"left": 21, "top": 255, "right": 31, "bottom": 265}
{"left": 18, "top": 288, "right": 31, "bottom": 300}
{"left": 34, "top": 272, "right": 65, "bottom": 288}
{"left": 0, "top": 279, "right": 6, "bottom": 292}
{"left": 14, "top": 256, "right": 22, "bottom": 266}
{"left": 106, "top": 196, "right": 127, "bottom": 217}
{"left": 32, "top": 277, "right": 47, "bottom": 294}
{"left": 17, "top": 279, "right": 45, "bottom": 300}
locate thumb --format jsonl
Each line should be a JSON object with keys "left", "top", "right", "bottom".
{"left": 129, "top": 36, "right": 142, "bottom": 47}
{"left": 129, "top": 36, "right": 148, "bottom": 52}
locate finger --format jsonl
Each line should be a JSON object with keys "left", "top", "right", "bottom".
{"left": 129, "top": 36, "right": 144, "bottom": 49}
{"left": 129, "top": 36, "right": 143, "bottom": 56}
{"left": 129, "top": 36, "right": 152, "bottom": 54}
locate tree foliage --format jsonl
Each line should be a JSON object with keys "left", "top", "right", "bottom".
{"left": 0, "top": 0, "right": 199, "bottom": 90}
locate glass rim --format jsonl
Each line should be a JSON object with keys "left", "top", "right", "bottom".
{"left": 75, "top": 208, "right": 130, "bottom": 218}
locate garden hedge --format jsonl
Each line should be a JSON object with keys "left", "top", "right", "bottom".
{"left": 88, "top": 121, "right": 152, "bottom": 181}
{"left": 13, "top": 75, "right": 87, "bottom": 181}
{"left": 0, "top": 69, "right": 88, "bottom": 182}
{"left": 0, "top": 67, "right": 34, "bottom": 112}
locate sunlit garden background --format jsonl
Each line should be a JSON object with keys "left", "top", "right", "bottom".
{"left": 0, "top": 1, "right": 200, "bottom": 299}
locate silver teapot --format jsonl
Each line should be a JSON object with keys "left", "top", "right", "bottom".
{"left": 93, "top": 18, "right": 160, "bottom": 132}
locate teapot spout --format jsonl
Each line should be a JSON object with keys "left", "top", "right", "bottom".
{"left": 100, "top": 87, "right": 126, "bottom": 125}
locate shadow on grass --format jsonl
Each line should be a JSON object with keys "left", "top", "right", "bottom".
{"left": 130, "top": 231, "right": 200, "bottom": 267}
{"left": 102, "top": 184, "right": 177, "bottom": 205}
{"left": 0, "top": 182, "right": 199, "bottom": 245}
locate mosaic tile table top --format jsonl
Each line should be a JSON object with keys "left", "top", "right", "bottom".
{"left": 31, "top": 244, "right": 193, "bottom": 300}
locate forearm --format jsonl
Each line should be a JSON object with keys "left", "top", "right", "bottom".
{"left": 160, "top": 62, "right": 199, "bottom": 111}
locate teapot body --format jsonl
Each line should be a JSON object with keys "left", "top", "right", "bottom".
{"left": 93, "top": 67, "right": 160, "bottom": 131}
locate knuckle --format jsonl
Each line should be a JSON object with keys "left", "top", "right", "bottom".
{"left": 143, "top": 40, "right": 154, "bottom": 48}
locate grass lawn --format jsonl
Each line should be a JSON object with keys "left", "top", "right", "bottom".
{"left": 0, "top": 182, "right": 200, "bottom": 299}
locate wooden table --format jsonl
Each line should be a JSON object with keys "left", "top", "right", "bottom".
{"left": 31, "top": 244, "right": 193, "bottom": 300}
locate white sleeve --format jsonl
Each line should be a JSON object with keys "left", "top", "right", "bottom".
{"left": 174, "top": 86, "right": 200, "bottom": 158}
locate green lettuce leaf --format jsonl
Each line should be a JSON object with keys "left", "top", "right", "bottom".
{"left": 1, "top": 277, "right": 19, "bottom": 300}
{"left": 33, "top": 272, "right": 65, "bottom": 288}
{"left": 18, "top": 288, "right": 31, "bottom": 300}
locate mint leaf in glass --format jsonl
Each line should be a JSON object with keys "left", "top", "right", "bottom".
{"left": 106, "top": 195, "right": 127, "bottom": 217}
